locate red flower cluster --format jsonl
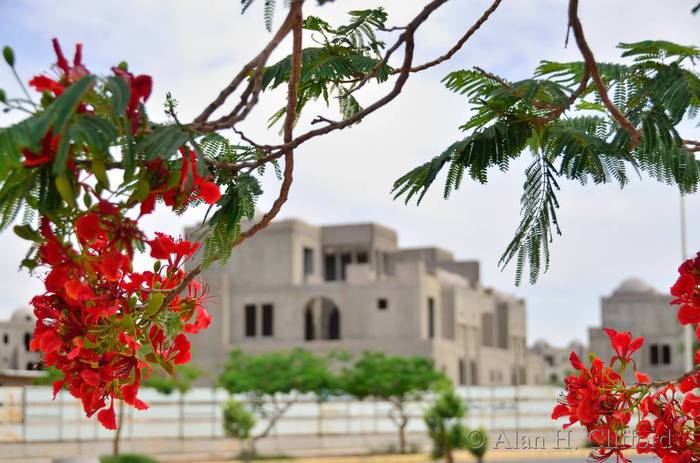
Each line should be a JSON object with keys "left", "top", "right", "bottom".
{"left": 671, "top": 252, "right": 700, "bottom": 326}
{"left": 22, "top": 40, "right": 218, "bottom": 430}
{"left": 139, "top": 148, "right": 222, "bottom": 216}
{"left": 553, "top": 259, "right": 700, "bottom": 463}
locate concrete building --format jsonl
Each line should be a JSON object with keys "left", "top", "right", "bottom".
{"left": 530, "top": 339, "right": 586, "bottom": 385}
{"left": 189, "top": 219, "right": 545, "bottom": 386}
{"left": 0, "top": 307, "right": 41, "bottom": 375}
{"left": 588, "top": 277, "right": 682, "bottom": 381}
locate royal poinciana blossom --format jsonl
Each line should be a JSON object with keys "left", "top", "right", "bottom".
{"left": 553, "top": 254, "right": 700, "bottom": 463}
{"left": 13, "top": 40, "right": 220, "bottom": 429}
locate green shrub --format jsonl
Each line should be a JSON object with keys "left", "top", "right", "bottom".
{"left": 424, "top": 389, "right": 466, "bottom": 463}
{"left": 223, "top": 399, "right": 256, "bottom": 440}
{"left": 100, "top": 454, "right": 159, "bottom": 463}
{"left": 464, "top": 428, "right": 488, "bottom": 463}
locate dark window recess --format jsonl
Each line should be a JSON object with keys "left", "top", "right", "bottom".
{"left": 650, "top": 344, "right": 659, "bottom": 365}
{"left": 303, "top": 248, "right": 314, "bottom": 276}
{"left": 356, "top": 252, "right": 368, "bottom": 264}
{"left": 324, "top": 254, "right": 336, "bottom": 281}
{"left": 662, "top": 344, "right": 671, "bottom": 365}
{"left": 328, "top": 308, "right": 341, "bottom": 340}
{"left": 305, "top": 307, "right": 315, "bottom": 341}
{"left": 23, "top": 333, "right": 31, "bottom": 351}
{"left": 470, "top": 360, "right": 478, "bottom": 385}
{"left": 377, "top": 298, "right": 388, "bottom": 310}
{"left": 340, "top": 253, "right": 352, "bottom": 280}
{"left": 428, "top": 297, "right": 435, "bottom": 339}
{"left": 2, "top": 333, "right": 7, "bottom": 345}
{"left": 458, "top": 358, "right": 466, "bottom": 385}
{"left": 262, "top": 304, "right": 274, "bottom": 336}
{"left": 245, "top": 304, "right": 256, "bottom": 337}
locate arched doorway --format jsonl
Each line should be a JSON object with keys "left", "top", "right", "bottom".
{"left": 304, "top": 297, "right": 341, "bottom": 341}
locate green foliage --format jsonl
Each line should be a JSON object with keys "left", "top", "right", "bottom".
{"left": 464, "top": 428, "right": 488, "bottom": 463}
{"left": 219, "top": 349, "right": 337, "bottom": 398}
{"left": 395, "top": 40, "right": 700, "bottom": 285}
{"left": 100, "top": 454, "right": 159, "bottom": 463}
{"left": 142, "top": 364, "right": 201, "bottom": 395}
{"left": 341, "top": 351, "right": 444, "bottom": 402}
{"left": 198, "top": 133, "right": 265, "bottom": 269}
{"left": 241, "top": 0, "right": 336, "bottom": 31}
{"left": 341, "top": 351, "right": 445, "bottom": 453}
{"left": 0, "top": 74, "right": 265, "bottom": 272}
{"left": 32, "top": 366, "right": 64, "bottom": 386}
{"left": 223, "top": 399, "right": 257, "bottom": 440}
{"left": 424, "top": 389, "right": 467, "bottom": 461}
{"left": 261, "top": 8, "right": 389, "bottom": 126}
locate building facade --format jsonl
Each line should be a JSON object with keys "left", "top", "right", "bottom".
{"left": 530, "top": 339, "right": 586, "bottom": 385}
{"left": 0, "top": 307, "right": 40, "bottom": 372}
{"left": 588, "top": 278, "right": 682, "bottom": 381}
{"left": 189, "top": 219, "right": 544, "bottom": 386}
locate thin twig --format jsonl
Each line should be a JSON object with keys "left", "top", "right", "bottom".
{"left": 408, "top": 0, "right": 503, "bottom": 73}
{"left": 162, "top": 1, "right": 305, "bottom": 304}
{"left": 232, "top": 0, "right": 450, "bottom": 165}
{"left": 650, "top": 364, "right": 700, "bottom": 388}
{"left": 193, "top": 4, "right": 299, "bottom": 124}
{"left": 232, "top": 0, "right": 302, "bottom": 246}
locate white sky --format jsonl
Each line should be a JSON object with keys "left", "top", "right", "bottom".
{"left": 0, "top": 1, "right": 698, "bottom": 346}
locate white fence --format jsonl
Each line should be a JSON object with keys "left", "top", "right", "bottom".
{"left": 0, "top": 386, "right": 562, "bottom": 443}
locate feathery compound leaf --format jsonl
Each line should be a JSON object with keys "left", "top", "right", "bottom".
{"left": 402, "top": 40, "right": 700, "bottom": 285}
{"left": 545, "top": 116, "right": 632, "bottom": 187}
{"left": 393, "top": 119, "right": 532, "bottom": 204}
{"left": 618, "top": 41, "right": 700, "bottom": 63}
{"left": 499, "top": 152, "right": 561, "bottom": 285}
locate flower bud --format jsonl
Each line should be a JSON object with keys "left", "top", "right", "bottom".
{"left": 3, "top": 46, "right": 15, "bottom": 67}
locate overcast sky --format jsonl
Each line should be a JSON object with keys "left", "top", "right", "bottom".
{"left": 0, "top": 1, "right": 698, "bottom": 346}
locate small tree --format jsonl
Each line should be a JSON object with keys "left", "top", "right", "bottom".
{"left": 223, "top": 399, "right": 257, "bottom": 462}
{"left": 341, "top": 351, "right": 444, "bottom": 453}
{"left": 424, "top": 389, "right": 467, "bottom": 463}
{"left": 465, "top": 428, "right": 488, "bottom": 463}
{"left": 218, "top": 349, "right": 337, "bottom": 456}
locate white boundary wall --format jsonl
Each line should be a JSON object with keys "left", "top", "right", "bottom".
{"left": 0, "top": 385, "right": 563, "bottom": 443}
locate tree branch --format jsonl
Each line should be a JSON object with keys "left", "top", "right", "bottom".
{"left": 237, "top": 0, "right": 451, "bottom": 164}
{"left": 408, "top": 0, "right": 504, "bottom": 73}
{"left": 567, "top": 0, "right": 640, "bottom": 146}
{"left": 650, "top": 364, "right": 700, "bottom": 388}
{"left": 163, "top": 0, "right": 304, "bottom": 304}
{"left": 193, "top": 3, "right": 299, "bottom": 124}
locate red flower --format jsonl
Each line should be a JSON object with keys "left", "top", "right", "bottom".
{"left": 678, "top": 304, "right": 700, "bottom": 325}
{"left": 602, "top": 328, "right": 643, "bottom": 362}
{"left": 197, "top": 181, "right": 222, "bottom": 204}
{"left": 148, "top": 233, "right": 199, "bottom": 268}
{"left": 64, "top": 279, "right": 94, "bottom": 302}
{"left": 635, "top": 371, "right": 650, "bottom": 384}
{"left": 75, "top": 213, "right": 105, "bottom": 243}
{"left": 183, "top": 281, "right": 212, "bottom": 334}
{"left": 22, "top": 132, "right": 59, "bottom": 168}
{"left": 97, "top": 402, "right": 116, "bottom": 430}
{"left": 179, "top": 149, "right": 221, "bottom": 205}
{"left": 28, "top": 75, "right": 64, "bottom": 96}
{"left": 111, "top": 67, "right": 152, "bottom": 134}
{"left": 672, "top": 273, "right": 696, "bottom": 298}
{"left": 29, "top": 39, "right": 90, "bottom": 97}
